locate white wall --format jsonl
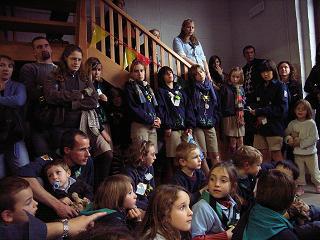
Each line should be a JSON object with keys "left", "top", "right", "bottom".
{"left": 125, "top": 0, "right": 233, "bottom": 71}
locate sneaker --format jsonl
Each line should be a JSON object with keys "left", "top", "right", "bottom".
{"left": 315, "top": 185, "right": 320, "bottom": 194}
{"left": 296, "top": 186, "right": 305, "bottom": 196}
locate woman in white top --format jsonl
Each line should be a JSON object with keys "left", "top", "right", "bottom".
{"left": 173, "top": 19, "right": 211, "bottom": 80}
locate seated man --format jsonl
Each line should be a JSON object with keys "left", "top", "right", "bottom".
{"left": 17, "top": 129, "right": 93, "bottom": 219}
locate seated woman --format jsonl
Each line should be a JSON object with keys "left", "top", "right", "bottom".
{"left": 0, "top": 55, "right": 29, "bottom": 178}
{"left": 173, "top": 19, "right": 211, "bottom": 80}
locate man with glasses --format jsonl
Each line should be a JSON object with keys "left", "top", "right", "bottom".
{"left": 242, "top": 45, "right": 264, "bottom": 145}
{"left": 17, "top": 129, "right": 93, "bottom": 219}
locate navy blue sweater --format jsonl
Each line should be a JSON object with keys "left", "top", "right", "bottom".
{"left": 125, "top": 80, "right": 157, "bottom": 125}
{"left": 172, "top": 169, "right": 207, "bottom": 206}
{"left": 189, "top": 79, "right": 219, "bottom": 129}
{"left": 250, "top": 79, "right": 288, "bottom": 136}
{"left": 124, "top": 165, "right": 155, "bottom": 211}
{"left": 156, "top": 83, "right": 194, "bottom": 130}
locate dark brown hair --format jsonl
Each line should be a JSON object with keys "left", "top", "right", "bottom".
{"left": 189, "top": 64, "right": 204, "bottom": 82}
{"left": 232, "top": 145, "right": 262, "bottom": 168}
{"left": 256, "top": 170, "right": 295, "bottom": 212}
{"left": 43, "top": 159, "right": 70, "bottom": 177}
{"left": 53, "top": 44, "right": 87, "bottom": 82}
{"left": 294, "top": 99, "right": 313, "bottom": 120}
{"left": 94, "top": 174, "right": 133, "bottom": 210}
{"left": 277, "top": 61, "right": 299, "bottom": 82}
{"left": 85, "top": 57, "right": 102, "bottom": 82}
{"left": 0, "top": 177, "right": 30, "bottom": 213}
{"left": 258, "top": 59, "right": 280, "bottom": 80}
{"left": 210, "top": 162, "right": 239, "bottom": 200}
{"left": 139, "top": 184, "right": 189, "bottom": 240}
{"left": 0, "top": 55, "right": 15, "bottom": 69}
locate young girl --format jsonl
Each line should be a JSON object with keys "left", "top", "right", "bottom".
{"left": 125, "top": 59, "right": 160, "bottom": 152}
{"left": 85, "top": 57, "right": 113, "bottom": 188}
{"left": 189, "top": 64, "right": 220, "bottom": 171}
{"left": 156, "top": 66, "right": 193, "bottom": 180}
{"left": 220, "top": 67, "right": 245, "bottom": 156}
{"left": 124, "top": 140, "right": 156, "bottom": 211}
{"left": 248, "top": 59, "right": 289, "bottom": 162}
{"left": 93, "top": 174, "right": 142, "bottom": 230}
{"left": 285, "top": 99, "right": 320, "bottom": 195}
{"left": 139, "top": 184, "right": 193, "bottom": 240}
{"left": 191, "top": 162, "right": 240, "bottom": 240}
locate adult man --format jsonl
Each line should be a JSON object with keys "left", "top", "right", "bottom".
{"left": 17, "top": 130, "right": 93, "bottom": 219}
{"left": 242, "top": 45, "right": 264, "bottom": 145}
{"left": 20, "top": 36, "right": 56, "bottom": 156}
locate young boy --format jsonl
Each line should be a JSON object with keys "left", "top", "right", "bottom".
{"left": 0, "top": 176, "right": 107, "bottom": 239}
{"left": 172, "top": 142, "right": 207, "bottom": 206}
{"left": 44, "top": 159, "right": 93, "bottom": 210}
{"left": 232, "top": 145, "right": 263, "bottom": 211}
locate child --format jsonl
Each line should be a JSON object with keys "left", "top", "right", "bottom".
{"left": 220, "top": 67, "right": 245, "bottom": 156}
{"left": 172, "top": 142, "right": 207, "bottom": 206}
{"left": 0, "top": 176, "right": 108, "bottom": 240}
{"left": 188, "top": 64, "right": 220, "bottom": 172}
{"left": 191, "top": 162, "right": 240, "bottom": 239}
{"left": 232, "top": 145, "right": 262, "bottom": 211}
{"left": 285, "top": 99, "right": 320, "bottom": 195}
{"left": 124, "top": 140, "right": 156, "bottom": 211}
{"left": 93, "top": 174, "right": 142, "bottom": 230}
{"left": 139, "top": 184, "right": 193, "bottom": 240}
{"left": 125, "top": 59, "right": 160, "bottom": 152}
{"left": 44, "top": 159, "right": 93, "bottom": 211}
{"left": 249, "top": 59, "right": 289, "bottom": 162}
{"left": 232, "top": 170, "right": 298, "bottom": 240}
{"left": 85, "top": 57, "right": 113, "bottom": 186}
{"left": 156, "top": 66, "right": 194, "bottom": 180}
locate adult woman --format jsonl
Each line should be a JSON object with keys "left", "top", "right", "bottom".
{"left": 277, "top": 61, "right": 302, "bottom": 122}
{"left": 173, "top": 19, "right": 211, "bottom": 80}
{"left": 0, "top": 55, "right": 29, "bottom": 178}
{"left": 44, "top": 44, "right": 98, "bottom": 151}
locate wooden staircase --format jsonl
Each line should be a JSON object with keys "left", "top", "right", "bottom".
{"left": 0, "top": 0, "right": 191, "bottom": 88}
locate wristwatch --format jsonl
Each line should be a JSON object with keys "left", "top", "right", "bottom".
{"left": 61, "top": 219, "right": 69, "bottom": 238}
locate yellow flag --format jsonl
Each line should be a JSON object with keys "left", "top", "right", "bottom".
{"left": 90, "top": 25, "right": 108, "bottom": 47}
{"left": 123, "top": 47, "right": 136, "bottom": 69}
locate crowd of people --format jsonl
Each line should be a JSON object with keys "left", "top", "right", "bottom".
{"left": 1, "top": 3, "right": 320, "bottom": 239}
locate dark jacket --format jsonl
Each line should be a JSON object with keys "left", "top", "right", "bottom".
{"left": 44, "top": 70, "right": 98, "bottom": 127}
{"left": 220, "top": 83, "right": 245, "bottom": 117}
{"left": 189, "top": 79, "right": 219, "bottom": 128}
{"left": 124, "top": 164, "right": 155, "bottom": 211}
{"left": 156, "top": 83, "right": 194, "bottom": 130}
{"left": 250, "top": 79, "right": 288, "bottom": 136}
{"left": 125, "top": 80, "right": 157, "bottom": 125}
{"left": 172, "top": 169, "right": 206, "bottom": 206}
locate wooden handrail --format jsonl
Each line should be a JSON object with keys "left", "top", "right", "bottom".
{"left": 102, "top": 0, "right": 191, "bottom": 68}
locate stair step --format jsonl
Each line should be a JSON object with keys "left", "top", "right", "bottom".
{"left": 0, "top": 16, "right": 76, "bottom": 35}
{"left": 0, "top": 41, "right": 68, "bottom": 62}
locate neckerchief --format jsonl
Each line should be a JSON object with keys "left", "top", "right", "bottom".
{"left": 129, "top": 78, "right": 158, "bottom": 106}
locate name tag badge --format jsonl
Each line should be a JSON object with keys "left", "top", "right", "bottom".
{"left": 284, "top": 90, "right": 288, "bottom": 98}
{"left": 174, "top": 99, "right": 180, "bottom": 106}
{"left": 205, "top": 103, "right": 210, "bottom": 109}
{"left": 257, "top": 97, "right": 260, "bottom": 101}
{"left": 145, "top": 173, "right": 153, "bottom": 181}
{"left": 136, "top": 182, "right": 147, "bottom": 195}
{"left": 261, "top": 117, "right": 267, "bottom": 125}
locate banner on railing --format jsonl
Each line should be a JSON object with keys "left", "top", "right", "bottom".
{"left": 90, "top": 25, "right": 109, "bottom": 47}
{"left": 90, "top": 23, "right": 153, "bottom": 69}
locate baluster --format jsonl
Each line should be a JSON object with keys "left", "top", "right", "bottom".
{"left": 118, "top": 13, "right": 123, "bottom": 67}
{"left": 109, "top": 8, "right": 115, "bottom": 61}
{"left": 99, "top": 0, "right": 106, "bottom": 55}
